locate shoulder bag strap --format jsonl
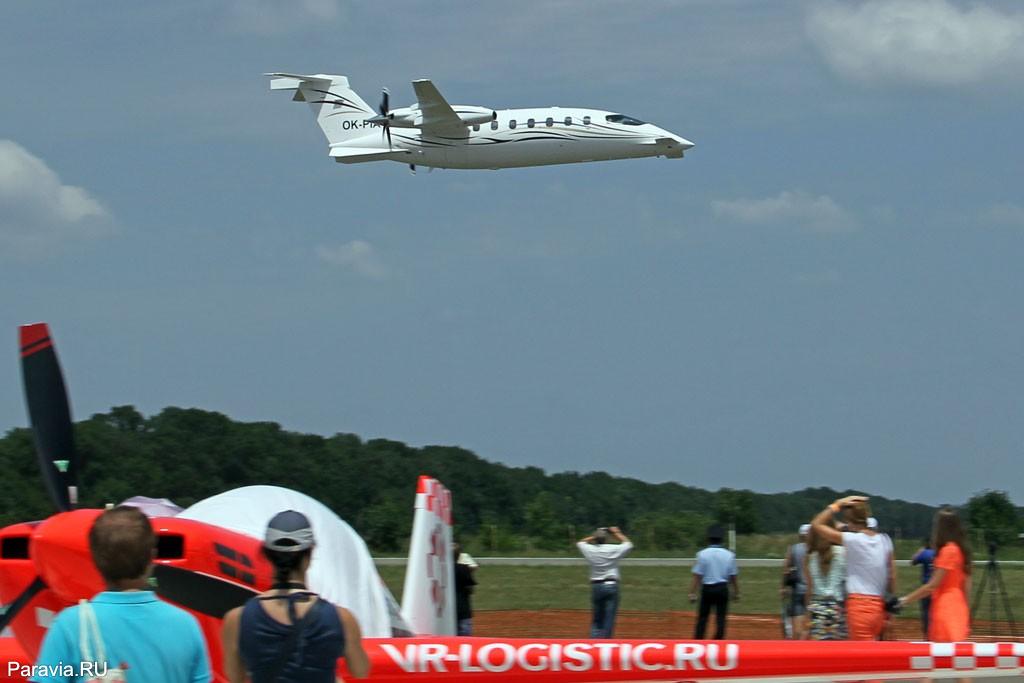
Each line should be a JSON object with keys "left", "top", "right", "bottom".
{"left": 78, "top": 600, "right": 107, "bottom": 664}
{"left": 79, "top": 600, "right": 93, "bottom": 664}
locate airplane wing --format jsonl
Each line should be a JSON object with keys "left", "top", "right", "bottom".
{"left": 329, "top": 147, "right": 408, "bottom": 163}
{"left": 411, "top": 79, "right": 465, "bottom": 132}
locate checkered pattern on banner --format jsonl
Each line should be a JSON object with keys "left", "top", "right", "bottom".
{"left": 910, "top": 642, "right": 1024, "bottom": 671}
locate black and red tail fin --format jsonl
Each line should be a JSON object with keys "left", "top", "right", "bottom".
{"left": 19, "top": 323, "right": 78, "bottom": 511}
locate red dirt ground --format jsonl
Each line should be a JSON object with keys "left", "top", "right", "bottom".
{"left": 475, "top": 609, "right": 1021, "bottom": 641}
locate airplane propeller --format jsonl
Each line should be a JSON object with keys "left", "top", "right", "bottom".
{"left": 0, "top": 324, "right": 82, "bottom": 631}
{"left": 0, "top": 577, "right": 46, "bottom": 632}
{"left": 20, "top": 323, "right": 80, "bottom": 512}
{"left": 378, "top": 87, "right": 392, "bottom": 149}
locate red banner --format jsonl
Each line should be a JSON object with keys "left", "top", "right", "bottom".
{"left": 350, "top": 639, "right": 1023, "bottom": 681}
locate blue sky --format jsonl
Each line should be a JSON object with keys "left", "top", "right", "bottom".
{"left": 2, "top": 0, "right": 1023, "bottom": 505}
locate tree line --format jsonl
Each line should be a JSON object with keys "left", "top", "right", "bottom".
{"left": 0, "top": 406, "right": 1018, "bottom": 552}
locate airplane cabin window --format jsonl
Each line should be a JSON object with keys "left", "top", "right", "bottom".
{"left": 605, "top": 114, "right": 645, "bottom": 125}
{"left": 583, "top": 115, "right": 591, "bottom": 125}
{"left": 546, "top": 117, "right": 554, "bottom": 127}
{"left": 510, "top": 119, "right": 517, "bottom": 129}
{"left": 527, "top": 118, "right": 535, "bottom": 128}
{"left": 564, "top": 116, "right": 572, "bottom": 125}
{"left": 490, "top": 120, "right": 499, "bottom": 130}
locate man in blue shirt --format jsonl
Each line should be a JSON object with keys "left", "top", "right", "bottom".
{"left": 911, "top": 539, "right": 935, "bottom": 639}
{"left": 689, "top": 525, "right": 739, "bottom": 640}
{"left": 32, "top": 506, "right": 211, "bottom": 682}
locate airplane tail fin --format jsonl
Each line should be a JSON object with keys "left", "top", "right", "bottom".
{"left": 400, "top": 476, "right": 455, "bottom": 636}
{"left": 266, "top": 73, "right": 376, "bottom": 146}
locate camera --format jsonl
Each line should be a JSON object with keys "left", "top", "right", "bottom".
{"left": 884, "top": 596, "right": 902, "bottom": 615}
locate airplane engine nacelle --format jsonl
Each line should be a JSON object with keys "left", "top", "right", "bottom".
{"left": 31, "top": 510, "right": 104, "bottom": 603}
{"left": 455, "top": 106, "right": 497, "bottom": 126}
{"left": 381, "top": 107, "right": 419, "bottom": 128}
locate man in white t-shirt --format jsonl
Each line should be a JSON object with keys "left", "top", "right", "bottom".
{"left": 577, "top": 526, "right": 633, "bottom": 638}
{"left": 811, "top": 496, "right": 896, "bottom": 641}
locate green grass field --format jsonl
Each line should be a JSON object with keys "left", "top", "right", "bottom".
{"left": 377, "top": 564, "right": 1024, "bottom": 621}
{"left": 434, "top": 536, "right": 1024, "bottom": 561}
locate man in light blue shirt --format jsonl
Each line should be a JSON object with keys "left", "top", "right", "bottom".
{"left": 688, "top": 524, "right": 739, "bottom": 639}
{"left": 32, "top": 506, "right": 211, "bottom": 682}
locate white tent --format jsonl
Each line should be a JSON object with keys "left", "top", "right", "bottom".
{"left": 121, "top": 496, "right": 184, "bottom": 518}
{"left": 178, "top": 485, "right": 405, "bottom": 637}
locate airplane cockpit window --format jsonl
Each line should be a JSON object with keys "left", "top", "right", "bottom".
{"left": 583, "top": 115, "right": 591, "bottom": 125}
{"left": 473, "top": 124, "right": 480, "bottom": 132}
{"left": 605, "top": 114, "right": 645, "bottom": 125}
{"left": 564, "top": 116, "right": 572, "bottom": 126}
{"left": 546, "top": 117, "right": 554, "bottom": 127}
{"left": 527, "top": 118, "right": 535, "bottom": 128}
{"left": 510, "top": 119, "right": 517, "bottom": 129}
{"left": 490, "top": 120, "right": 499, "bottom": 130}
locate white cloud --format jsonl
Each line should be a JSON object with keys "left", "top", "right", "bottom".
{"left": 806, "top": 0, "right": 1024, "bottom": 86}
{"left": 0, "top": 140, "right": 111, "bottom": 257}
{"left": 316, "top": 240, "right": 389, "bottom": 279}
{"left": 983, "top": 202, "right": 1024, "bottom": 227}
{"left": 712, "top": 190, "right": 857, "bottom": 233}
{"left": 226, "top": 0, "right": 344, "bottom": 34}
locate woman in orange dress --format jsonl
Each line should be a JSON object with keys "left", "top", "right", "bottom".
{"left": 899, "top": 506, "right": 971, "bottom": 641}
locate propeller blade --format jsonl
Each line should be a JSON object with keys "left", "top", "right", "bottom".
{"left": 0, "top": 576, "right": 47, "bottom": 631}
{"left": 385, "top": 124, "right": 392, "bottom": 149}
{"left": 379, "top": 87, "right": 389, "bottom": 116}
{"left": 19, "top": 323, "right": 78, "bottom": 511}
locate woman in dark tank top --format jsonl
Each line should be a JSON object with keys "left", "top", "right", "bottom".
{"left": 221, "top": 510, "right": 371, "bottom": 683}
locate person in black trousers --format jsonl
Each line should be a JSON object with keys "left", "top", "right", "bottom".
{"left": 453, "top": 543, "right": 477, "bottom": 635}
{"left": 688, "top": 525, "right": 739, "bottom": 639}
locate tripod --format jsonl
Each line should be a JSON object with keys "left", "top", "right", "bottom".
{"left": 970, "top": 542, "right": 1017, "bottom": 637}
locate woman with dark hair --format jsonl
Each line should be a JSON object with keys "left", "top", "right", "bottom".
{"left": 898, "top": 506, "right": 972, "bottom": 642}
{"left": 811, "top": 495, "right": 895, "bottom": 641}
{"left": 222, "top": 510, "right": 370, "bottom": 682}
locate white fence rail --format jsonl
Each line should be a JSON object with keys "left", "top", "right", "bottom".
{"left": 374, "top": 557, "right": 1024, "bottom": 567}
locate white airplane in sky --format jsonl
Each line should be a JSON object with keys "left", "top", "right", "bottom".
{"left": 267, "top": 73, "right": 694, "bottom": 172}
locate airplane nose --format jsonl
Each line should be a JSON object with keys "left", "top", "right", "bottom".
{"left": 677, "top": 137, "right": 695, "bottom": 150}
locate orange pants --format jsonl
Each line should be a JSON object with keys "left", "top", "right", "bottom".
{"left": 846, "top": 594, "right": 886, "bottom": 640}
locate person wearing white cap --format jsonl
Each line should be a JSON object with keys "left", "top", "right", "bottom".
{"left": 221, "top": 510, "right": 370, "bottom": 683}
{"left": 780, "top": 524, "right": 811, "bottom": 639}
